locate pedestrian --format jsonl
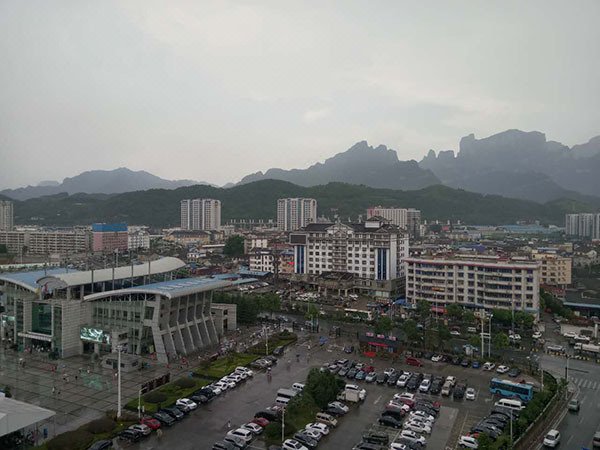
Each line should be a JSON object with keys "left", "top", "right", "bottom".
{"left": 227, "top": 420, "right": 231, "bottom": 429}
{"left": 156, "top": 428, "right": 163, "bottom": 438}
{"left": 52, "top": 386, "right": 56, "bottom": 395}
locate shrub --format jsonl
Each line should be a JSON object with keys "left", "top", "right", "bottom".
{"left": 86, "top": 416, "right": 116, "bottom": 434}
{"left": 264, "top": 421, "right": 298, "bottom": 442}
{"left": 174, "top": 378, "right": 196, "bottom": 389}
{"left": 47, "top": 429, "right": 93, "bottom": 450}
{"left": 144, "top": 391, "right": 167, "bottom": 404}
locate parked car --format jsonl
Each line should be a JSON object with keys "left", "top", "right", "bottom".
{"left": 305, "top": 422, "right": 330, "bottom": 436}
{"left": 293, "top": 432, "right": 318, "bottom": 449}
{"left": 140, "top": 416, "right": 161, "bottom": 430}
{"left": 362, "top": 431, "right": 390, "bottom": 445}
{"left": 404, "top": 420, "right": 431, "bottom": 435}
{"left": 388, "top": 372, "right": 400, "bottom": 386}
{"left": 458, "top": 435, "right": 479, "bottom": 448}
{"left": 176, "top": 398, "right": 198, "bottom": 411}
{"left": 471, "top": 360, "right": 481, "bottom": 369}
{"left": 366, "top": 372, "right": 378, "bottom": 383}
{"left": 161, "top": 406, "right": 184, "bottom": 420}
{"left": 241, "top": 422, "right": 264, "bottom": 435}
{"left": 152, "top": 411, "right": 175, "bottom": 426}
{"left": 282, "top": 439, "right": 309, "bottom": 450}
{"left": 406, "top": 357, "right": 423, "bottom": 367}
{"left": 508, "top": 368, "right": 521, "bottom": 378}
{"left": 376, "top": 372, "right": 389, "bottom": 384}
{"left": 251, "top": 417, "right": 270, "bottom": 428}
{"left": 212, "top": 441, "right": 236, "bottom": 450}
{"left": 399, "top": 430, "right": 427, "bottom": 446}
{"left": 482, "top": 362, "right": 495, "bottom": 371}
{"left": 453, "top": 383, "right": 466, "bottom": 400}
{"left": 87, "top": 440, "right": 113, "bottom": 450}
{"left": 465, "top": 387, "right": 476, "bottom": 401}
{"left": 378, "top": 414, "right": 402, "bottom": 428}
{"left": 223, "top": 434, "right": 248, "bottom": 449}
{"left": 396, "top": 373, "right": 411, "bottom": 388}
{"left": 419, "top": 379, "right": 431, "bottom": 393}
{"left": 118, "top": 429, "right": 142, "bottom": 443}
{"left": 129, "top": 424, "right": 152, "bottom": 436}
{"left": 496, "top": 365, "right": 510, "bottom": 374}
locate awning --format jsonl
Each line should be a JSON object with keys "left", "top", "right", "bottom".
{"left": 368, "top": 342, "right": 388, "bottom": 348}
{"left": 394, "top": 298, "right": 408, "bottom": 305}
{"left": 0, "top": 396, "right": 55, "bottom": 437}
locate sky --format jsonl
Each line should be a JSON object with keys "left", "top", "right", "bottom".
{"left": 1, "top": 0, "right": 599, "bottom": 189}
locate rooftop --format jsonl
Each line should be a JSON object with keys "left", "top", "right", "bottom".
{"left": 85, "top": 276, "right": 232, "bottom": 300}
{"left": 0, "top": 268, "right": 75, "bottom": 292}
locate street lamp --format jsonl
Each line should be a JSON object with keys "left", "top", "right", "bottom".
{"left": 116, "top": 344, "right": 126, "bottom": 418}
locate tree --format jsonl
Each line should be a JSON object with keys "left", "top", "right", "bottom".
{"left": 305, "top": 304, "right": 319, "bottom": 321}
{"left": 468, "top": 335, "right": 480, "bottom": 349}
{"left": 223, "top": 235, "right": 245, "bottom": 258}
{"left": 402, "top": 319, "right": 420, "bottom": 343}
{"left": 446, "top": 304, "right": 463, "bottom": 321}
{"left": 493, "top": 332, "right": 509, "bottom": 350}
{"left": 374, "top": 316, "right": 393, "bottom": 335}
{"left": 416, "top": 300, "right": 431, "bottom": 321}
{"left": 305, "top": 368, "right": 344, "bottom": 409}
{"left": 463, "top": 310, "right": 476, "bottom": 324}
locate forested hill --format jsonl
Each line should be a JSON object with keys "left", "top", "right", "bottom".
{"left": 13, "top": 179, "right": 597, "bottom": 227}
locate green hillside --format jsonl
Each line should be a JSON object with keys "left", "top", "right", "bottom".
{"left": 12, "top": 180, "right": 597, "bottom": 227}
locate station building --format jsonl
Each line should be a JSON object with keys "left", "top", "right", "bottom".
{"left": 0, "top": 257, "right": 232, "bottom": 363}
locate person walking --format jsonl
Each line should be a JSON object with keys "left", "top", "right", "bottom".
{"left": 227, "top": 420, "right": 231, "bottom": 429}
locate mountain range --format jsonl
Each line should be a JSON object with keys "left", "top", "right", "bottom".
{"left": 420, "top": 130, "right": 600, "bottom": 203}
{"left": 239, "top": 141, "right": 440, "bottom": 190}
{"left": 0, "top": 168, "right": 203, "bottom": 201}
{"left": 11, "top": 179, "right": 595, "bottom": 228}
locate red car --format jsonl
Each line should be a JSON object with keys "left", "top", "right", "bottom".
{"left": 251, "top": 417, "right": 270, "bottom": 428}
{"left": 364, "top": 365, "right": 376, "bottom": 373}
{"left": 406, "top": 356, "right": 423, "bottom": 367}
{"left": 140, "top": 416, "right": 161, "bottom": 430}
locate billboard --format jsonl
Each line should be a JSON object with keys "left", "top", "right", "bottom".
{"left": 80, "top": 327, "right": 111, "bottom": 345}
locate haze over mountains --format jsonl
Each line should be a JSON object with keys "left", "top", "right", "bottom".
{"left": 421, "top": 130, "right": 600, "bottom": 203}
{"left": 2, "top": 129, "right": 599, "bottom": 205}
{"left": 0, "top": 168, "right": 203, "bottom": 201}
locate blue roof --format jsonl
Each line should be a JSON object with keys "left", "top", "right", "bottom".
{"left": 92, "top": 223, "right": 127, "bottom": 232}
{"left": 0, "top": 268, "right": 75, "bottom": 291}
{"left": 238, "top": 268, "right": 271, "bottom": 277}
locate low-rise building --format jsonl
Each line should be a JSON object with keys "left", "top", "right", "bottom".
{"left": 92, "top": 223, "right": 128, "bottom": 253}
{"left": 0, "top": 257, "right": 232, "bottom": 363}
{"left": 128, "top": 227, "right": 150, "bottom": 250}
{"left": 531, "top": 249, "right": 572, "bottom": 288}
{"left": 0, "top": 228, "right": 91, "bottom": 255}
{"left": 405, "top": 255, "right": 541, "bottom": 316}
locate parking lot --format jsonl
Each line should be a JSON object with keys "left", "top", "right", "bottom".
{"left": 102, "top": 335, "right": 520, "bottom": 450}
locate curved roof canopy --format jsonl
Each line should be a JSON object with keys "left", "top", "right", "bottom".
{"left": 36, "top": 257, "right": 185, "bottom": 290}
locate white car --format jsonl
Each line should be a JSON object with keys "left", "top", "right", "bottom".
{"left": 241, "top": 422, "right": 263, "bottom": 435}
{"left": 458, "top": 435, "right": 479, "bottom": 448}
{"left": 390, "top": 443, "right": 409, "bottom": 450}
{"left": 482, "top": 362, "right": 495, "bottom": 371}
{"left": 509, "top": 333, "right": 522, "bottom": 341}
{"left": 384, "top": 368, "right": 397, "bottom": 376}
{"left": 431, "top": 354, "right": 443, "bottom": 362}
{"left": 563, "top": 331, "right": 577, "bottom": 339}
{"left": 404, "top": 420, "right": 431, "bottom": 435}
{"left": 236, "top": 366, "right": 254, "bottom": 377}
{"left": 450, "top": 330, "right": 461, "bottom": 336}
{"left": 532, "top": 331, "right": 542, "bottom": 339}
{"left": 227, "top": 428, "right": 253, "bottom": 443}
{"left": 419, "top": 379, "right": 431, "bottom": 393}
{"left": 283, "top": 439, "right": 309, "bottom": 450}
{"left": 301, "top": 428, "right": 322, "bottom": 441}
{"left": 543, "top": 429, "right": 560, "bottom": 447}
{"left": 394, "top": 392, "right": 415, "bottom": 402}
{"left": 496, "top": 365, "right": 510, "bottom": 374}
{"left": 306, "top": 422, "right": 330, "bottom": 436}
{"left": 445, "top": 376, "right": 457, "bottom": 386}
{"left": 406, "top": 415, "right": 434, "bottom": 428}
{"left": 396, "top": 374, "right": 410, "bottom": 387}
{"left": 465, "top": 387, "right": 476, "bottom": 401}
{"left": 399, "top": 430, "right": 427, "bottom": 446}
{"left": 175, "top": 398, "right": 197, "bottom": 411}
{"left": 213, "top": 381, "right": 230, "bottom": 391}
{"left": 409, "top": 410, "right": 435, "bottom": 423}
{"left": 234, "top": 371, "right": 248, "bottom": 380}
{"left": 208, "top": 384, "right": 222, "bottom": 395}
{"left": 128, "top": 424, "right": 151, "bottom": 436}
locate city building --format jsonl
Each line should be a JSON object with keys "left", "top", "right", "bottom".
{"left": 367, "top": 206, "right": 421, "bottom": 237}
{"left": 565, "top": 213, "right": 600, "bottom": 240}
{"left": 289, "top": 217, "right": 409, "bottom": 299}
{"left": 180, "top": 199, "right": 221, "bottom": 231}
{"left": 248, "top": 248, "right": 294, "bottom": 275}
{"left": 0, "top": 200, "right": 14, "bottom": 231}
{"left": 531, "top": 249, "right": 572, "bottom": 289}
{"left": 277, "top": 198, "right": 317, "bottom": 231}
{"left": 127, "top": 227, "right": 150, "bottom": 250}
{"left": 211, "top": 303, "right": 237, "bottom": 335}
{"left": 92, "top": 223, "right": 128, "bottom": 253}
{"left": 404, "top": 255, "right": 541, "bottom": 316}
{"left": 0, "top": 257, "right": 233, "bottom": 363}
{"left": 0, "top": 228, "right": 91, "bottom": 255}
{"left": 164, "top": 230, "right": 212, "bottom": 246}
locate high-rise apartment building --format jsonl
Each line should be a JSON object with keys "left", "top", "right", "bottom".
{"left": 181, "top": 199, "right": 221, "bottom": 231}
{"left": 367, "top": 206, "right": 421, "bottom": 237}
{"left": 565, "top": 213, "right": 600, "bottom": 240}
{"left": 277, "top": 198, "right": 317, "bottom": 231}
{"left": 0, "top": 200, "right": 14, "bottom": 231}
{"left": 405, "top": 255, "right": 541, "bottom": 316}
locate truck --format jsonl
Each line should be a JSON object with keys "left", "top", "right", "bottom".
{"left": 337, "top": 384, "right": 366, "bottom": 402}
{"left": 575, "top": 343, "right": 600, "bottom": 354}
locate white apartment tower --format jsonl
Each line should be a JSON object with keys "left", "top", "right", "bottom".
{"left": 277, "top": 198, "right": 317, "bottom": 231}
{"left": 180, "top": 199, "right": 221, "bottom": 231}
{"left": 565, "top": 213, "right": 600, "bottom": 240}
{"left": 367, "top": 206, "right": 421, "bottom": 237}
{"left": 0, "top": 200, "right": 14, "bottom": 231}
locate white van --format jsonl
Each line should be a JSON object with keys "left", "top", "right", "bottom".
{"left": 275, "top": 396, "right": 291, "bottom": 406}
{"left": 316, "top": 412, "right": 338, "bottom": 427}
{"left": 495, "top": 398, "right": 524, "bottom": 411}
{"left": 292, "top": 383, "right": 305, "bottom": 392}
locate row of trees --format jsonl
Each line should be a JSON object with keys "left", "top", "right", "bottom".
{"left": 213, "top": 292, "right": 281, "bottom": 324}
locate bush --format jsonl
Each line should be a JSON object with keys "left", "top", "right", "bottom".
{"left": 144, "top": 391, "right": 167, "bottom": 404}
{"left": 264, "top": 421, "right": 298, "bottom": 442}
{"left": 47, "top": 429, "right": 93, "bottom": 450}
{"left": 86, "top": 416, "right": 116, "bottom": 434}
{"left": 174, "top": 378, "right": 196, "bottom": 389}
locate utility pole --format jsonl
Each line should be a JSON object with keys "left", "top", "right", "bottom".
{"left": 281, "top": 407, "right": 285, "bottom": 443}
{"left": 117, "top": 346, "right": 122, "bottom": 418}
{"left": 488, "top": 313, "right": 493, "bottom": 357}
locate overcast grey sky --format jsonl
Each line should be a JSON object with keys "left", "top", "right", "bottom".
{"left": 1, "top": 1, "right": 599, "bottom": 189}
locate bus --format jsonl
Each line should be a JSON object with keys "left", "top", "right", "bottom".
{"left": 489, "top": 378, "right": 534, "bottom": 402}
{"left": 344, "top": 308, "right": 373, "bottom": 322}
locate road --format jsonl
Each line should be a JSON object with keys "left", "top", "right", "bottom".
{"left": 540, "top": 353, "right": 600, "bottom": 449}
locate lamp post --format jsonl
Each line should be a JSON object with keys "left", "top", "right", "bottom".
{"left": 281, "top": 407, "right": 285, "bottom": 443}
{"left": 116, "top": 344, "right": 125, "bottom": 418}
